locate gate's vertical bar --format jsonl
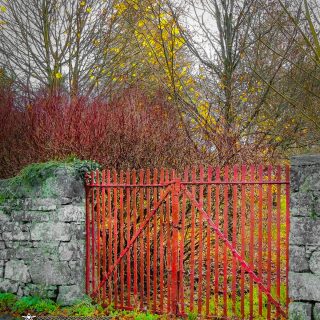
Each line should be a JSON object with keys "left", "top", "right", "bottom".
{"left": 91, "top": 171, "right": 96, "bottom": 294}
{"left": 285, "top": 165, "right": 290, "bottom": 310}
{"left": 240, "top": 165, "right": 246, "bottom": 318}
{"left": 190, "top": 167, "right": 196, "bottom": 312}
{"left": 205, "top": 166, "right": 212, "bottom": 316}
{"left": 139, "top": 170, "right": 145, "bottom": 310}
{"left": 113, "top": 170, "right": 118, "bottom": 307}
{"left": 180, "top": 168, "right": 188, "bottom": 315}
{"left": 107, "top": 170, "right": 112, "bottom": 303}
{"left": 96, "top": 170, "right": 101, "bottom": 299}
{"left": 85, "top": 174, "right": 90, "bottom": 294}
{"left": 101, "top": 170, "right": 106, "bottom": 301}
{"left": 159, "top": 168, "right": 165, "bottom": 313}
{"left": 132, "top": 170, "right": 138, "bottom": 305}
{"left": 153, "top": 169, "right": 158, "bottom": 312}
{"left": 258, "top": 165, "right": 263, "bottom": 315}
{"left": 171, "top": 173, "right": 180, "bottom": 315}
{"left": 223, "top": 166, "right": 229, "bottom": 318}
{"left": 146, "top": 169, "right": 151, "bottom": 308}
{"left": 197, "top": 165, "right": 204, "bottom": 314}
{"left": 126, "top": 170, "right": 131, "bottom": 307}
{"left": 267, "top": 165, "right": 273, "bottom": 320}
{"left": 231, "top": 165, "right": 238, "bottom": 315}
{"left": 214, "top": 167, "right": 221, "bottom": 316}
{"left": 276, "top": 166, "right": 281, "bottom": 302}
{"left": 249, "top": 165, "right": 255, "bottom": 319}
{"left": 166, "top": 169, "right": 172, "bottom": 313}
{"left": 120, "top": 170, "right": 124, "bottom": 308}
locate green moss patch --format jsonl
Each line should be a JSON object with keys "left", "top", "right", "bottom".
{"left": 0, "top": 157, "right": 100, "bottom": 202}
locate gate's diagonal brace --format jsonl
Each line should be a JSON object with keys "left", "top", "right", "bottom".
{"left": 92, "top": 184, "right": 173, "bottom": 298}
{"left": 181, "top": 185, "right": 287, "bottom": 318}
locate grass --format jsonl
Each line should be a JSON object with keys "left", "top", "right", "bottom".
{"left": 0, "top": 293, "right": 165, "bottom": 319}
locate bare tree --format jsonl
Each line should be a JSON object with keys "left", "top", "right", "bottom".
{"left": 0, "top": 0, "right": 133, "bottom": 97}
{"left": 167, "top": 0, "right": 319, "bottom": 163}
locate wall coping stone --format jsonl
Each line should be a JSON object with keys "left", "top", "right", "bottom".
{"left": 291, "top": 154, "right": 320, "bottom": 166}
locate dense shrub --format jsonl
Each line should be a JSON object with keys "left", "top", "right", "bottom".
{"left": 0, "top": 88, "right": 199, "bottom": 178}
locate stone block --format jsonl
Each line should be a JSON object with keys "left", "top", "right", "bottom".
{"left": 4, "top": 260, "right": 31, "bottom": 283}
{"left": 0, "top": 212, "right": 10, "bottom": 221}
{"left": 2, "top": 222, "right": 30, "bottom": 241}
{"left": 23, "top": 283, "right": 58, "bottom": 299}
{"left": 23, "top": 198, "right": 58, "bottom": 211}
{"left": 314, "top": 303, "right": 320, "bottom": 320}
{"left": 306, "top": 245, "right": 319, "bottom": 259}
{"left": 57, "top": 285, "right": 84, "bottom": 306}
{"left": 61, "top": 197, "right": 72, "bottom": 205}
{"left": 38, "top": 242, "right": 60, "bottom": 260}
{"left": 291, "top": 155, "right": 320, "bottom": 166}
{"left": 15, "top": 247, "right": 40, "bottom": 260}
{"left": 68, "top": 260, "right": 85, "bottom": 285}
{"left": 310, "top": 251, "right": 320, "bottom": 274}
{"left": 56, "top": 205, "right": 85, "bottom": 222}
{"left": 30, "top": 222, "right": 71, "bottom": 241}
{"left": 12, "top": 210, "right": 50, "bottom": 222}
{"left": 290, "top": 246, "right": 309, "bottom": 272}
{"left": 300, "top": 172, "right": 320, "bottom": 192}
{"left": 289, "top": 272, "right": 320, "bottom": 301}
{"left": 290, "top": 217, "right": 320, "bottom": 245}
{"left": 71, "top": 224, "right": 85, "bottom": 240}
{"left": 0, "top": 279, "right": 19, "bottom": 293}
{"left": 289, "top": 302, "right": 312, "bottom": 320}
{"left": 29, "top": 260, "right": 72, "bottom": 285}
{"left": 0, "top": 249, "right": 8, "bottom": 260}
{"left": 59, "top": 241, "right": 84, "bottom": 261}
{"left": 4, "top": 241, "right": 20, "bottom": 249}
{"left": 290, "top": 192, "right": 320, "bottom": 217}
{"left": 54, "top": 170, "right": 84, "bottom": 199}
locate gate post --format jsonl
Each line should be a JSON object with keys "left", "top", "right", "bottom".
{"left": 289, "top": 155, "right": 320, "bottom": 319}
{"left": 171, "top": 178, "right": 181, "bottom": 315}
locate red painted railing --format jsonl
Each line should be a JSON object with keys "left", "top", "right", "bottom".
{"left": 85, "top": 165, "right": 290, "bottom": 319}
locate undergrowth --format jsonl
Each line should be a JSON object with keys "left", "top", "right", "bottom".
{"left": 0, "top": 293, "right": 163, "bottom": 319}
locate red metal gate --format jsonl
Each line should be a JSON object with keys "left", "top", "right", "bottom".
{"left": 85, "top": 165, "right": 290, "bottom": 319}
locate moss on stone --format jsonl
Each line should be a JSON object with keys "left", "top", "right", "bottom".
{"left": 0, "top": 157, "right": 100, "bottom": 203}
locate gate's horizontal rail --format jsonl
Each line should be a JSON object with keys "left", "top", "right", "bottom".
{"left": 85, "top": 181, "right": 289, "bottom": 187}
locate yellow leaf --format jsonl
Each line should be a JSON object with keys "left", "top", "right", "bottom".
{"left": 80, "top": 1, "right": 86, "bottom": 6}
{"left": 86, "top": 7, "right": 92, "bottom": 13}
{"left": 241, "top": 97, "right": 248, "bottom": 102}
{"left": 0, "top": 6, "right": 6, "bottom": 12}
{"left": 55, "top": 72, "right": 62, "bottom": 79}
{"left": 115, "top": 3, "right": 127, "bottom": 15}
{"left": 172, "top": 26, "right": 179, "bottom": 35}
{"left": 90, "top": 75, "right": 95, "bottom": 80}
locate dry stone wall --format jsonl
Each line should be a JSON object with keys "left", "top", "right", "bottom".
{"left": 0, "top": 162, "right": 96, "bottom": 306}
{"left": 289, "top": 154, "right": 320, "bottom": 320}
